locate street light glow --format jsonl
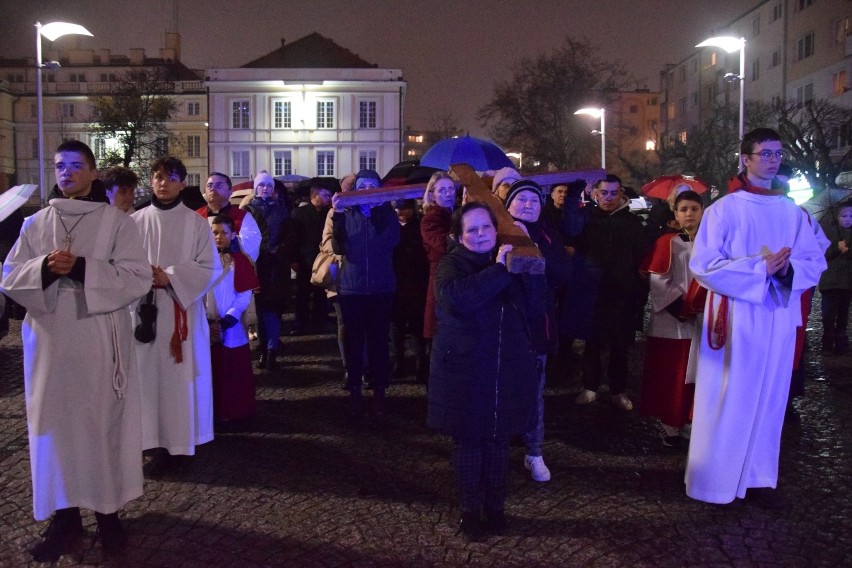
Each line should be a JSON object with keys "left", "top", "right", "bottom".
{"left": 36, "top": 20, "right": 93, "bottom": 207}
{"left": 574, "top": 107, "right": 606, "bottom": 170}
{"left": 39, "top": 22, "right": 93, "bottom": 42}
{"left": 695, "top": 36, "right": 744, "bottom": 54}
{"left": 697, "top": 35, "right": 746, "bottom": 168}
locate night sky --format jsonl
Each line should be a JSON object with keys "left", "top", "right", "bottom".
{"left": 0, "top": 0, "right": 748, "bottom": 136}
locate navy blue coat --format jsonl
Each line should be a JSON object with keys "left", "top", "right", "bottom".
{"left": 331, "top": 203, "right": 400, "bottom": 295}
{"left": 427, "top": 244, "right": 545, "bottom": 440}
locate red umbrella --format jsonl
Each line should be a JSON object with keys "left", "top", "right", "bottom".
{"left": 641, "top": 175, "right": 709, "bottom": 200}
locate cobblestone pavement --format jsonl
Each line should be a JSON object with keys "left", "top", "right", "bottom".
{"left": 0, "top": 303, "right": 850, "bottom": 567}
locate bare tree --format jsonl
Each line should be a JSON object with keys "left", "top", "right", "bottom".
{"left": 87, "top": 66, "right": 180, "bottom": 173}
{"left": 478, "top": 36, "right": 631, "bottom": 171}
{"left": 774, "top": 99, "right": 852, "bottom": 192}
{"left": 427, "top": 108, "right": 463, "bottom": 140}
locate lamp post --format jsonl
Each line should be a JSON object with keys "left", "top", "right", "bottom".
{"left": 696, "top": 36, "right": 746, "bottom": 146}
{"left": 36, "top": 21, "right": 93, "bottom": 207}
{"left": 574, "top": 107, "right": 606, "bottom": 170}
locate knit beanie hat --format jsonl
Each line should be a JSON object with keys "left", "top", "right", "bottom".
{"left": 253, "top": 170, "right": 274, "bottom": 190}
{"left": 504, "top": 179, "right": 545, "bottom": 209}
{"left": 491, "top": 167, "right": 522, "bottom": 193}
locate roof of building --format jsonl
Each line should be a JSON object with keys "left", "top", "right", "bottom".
{"left": 242, "top": 33, "right": 377, "bottom": 69}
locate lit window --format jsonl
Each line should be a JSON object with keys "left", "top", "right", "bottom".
{"left": 317, "top": 101, "right": 335, "bottom": 129}
{"left": 359, "top": 101, "right": 377, "bottom": 128}
{"left": 231, "top": 150, "right": 250, "bottom": 177}
{"left": 273, "top": 150, "right": 292, "bottom": 176}
{"left": 645, "top": 140, "right": 656, "bottom": 151}
{"left": 231, "top": 100, "right": 250, "bottom": 129}
{"left": 317, "top": 151, "right": 335, "bottom": 176}
{"left": 273, "top": 100, "right": 292, "bottom": 129}
{"left": 187, "top": 101, "right": 201, "bottom": 116}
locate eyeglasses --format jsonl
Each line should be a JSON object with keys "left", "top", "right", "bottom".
{"left": 748, "top": 150, "right": 786, "bottom": 161}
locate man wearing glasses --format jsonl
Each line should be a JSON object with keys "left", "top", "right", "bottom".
{"left": 685, "top": 128, "right": 827, "bottom": 507}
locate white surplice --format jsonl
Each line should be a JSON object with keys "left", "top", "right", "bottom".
{"left": 1, "top": 199, "right": 150, "bottom": 520}
{"left": 132, "top": 203, "right": 220, "bottom": 455}
{"left": 686, "top": 191, "right": 827, "bottom": 504}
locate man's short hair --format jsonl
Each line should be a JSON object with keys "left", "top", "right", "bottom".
{"left": 56, "top": 140, "right": 96, "bottom": 170}
{"left": 209, "top": 171, "right": 232, "bottom": 190}
{"left": 593, "top": 174, "right": 622, "bottom": 190}
{"left": 151, "top": 157, "right": 187, "bottom": 181}
{"left": 211, "top": 214, "right": 235, "bottom": 231}
{"left": 741, "top": 128, "right": 782, "bottom": 157}
{"left": 101, "top": 166, "right": 138, "bottom": 190}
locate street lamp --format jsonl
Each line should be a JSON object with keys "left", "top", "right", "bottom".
{"left": 696, "top": 36, "right": 746, "bottom": 147}
{"left": 36, "top": 21, "right": 93, "bottom": 207}
{"left": 574, "top": 107, "right": 606, "bottom": 170}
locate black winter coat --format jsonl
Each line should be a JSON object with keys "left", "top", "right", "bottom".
{"left": 332, "top": 203, "right": 400, "bottom": 295}
{"left": 427, "top": 245, "right": 545, "bottom": 440}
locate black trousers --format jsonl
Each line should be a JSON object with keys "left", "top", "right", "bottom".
{"left": 338, "top": 293, "right": 393, "bottom": 391}
{"left": 452, "top": 437, "right": 510, "bottom": 514}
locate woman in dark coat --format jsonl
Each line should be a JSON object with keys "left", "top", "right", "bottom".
{"left": 243, "top": 171, "right": 290, "bottom": 369}
{"left": 427, "top": 202, "right": 545, "bottom": 541}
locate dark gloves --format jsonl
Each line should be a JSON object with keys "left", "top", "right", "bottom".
{"left": 219, "top": 314, "right": 238, "bottom": 330}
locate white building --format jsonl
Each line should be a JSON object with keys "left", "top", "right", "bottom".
{"left": 205, "top": 33, "right": 407, "bottom": 183}
{"left": 0, "top": 32, "right": 208, "bottom": 191}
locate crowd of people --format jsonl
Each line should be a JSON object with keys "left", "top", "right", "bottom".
{"left": 0, "top": 127, "right": 849, "bottom": 556}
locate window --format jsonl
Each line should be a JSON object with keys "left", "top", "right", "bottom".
{"left": 678, "top": 97, "right": 686, "bottom": 116}
{"left": 796, "top": 0, "right": 815, "bottom": 11}
{"left": 407, "top": 149, "right": 416, "bottom": 157}
{"left": 752, "top": 16, "right": 760, "bottom": 38}
{"left": 273, "top": 150, "right": 292, "bottom": 176}
{"left": 772, "top": 2, "right": 782, "bottom": 21}
{"left": 231, "top": 150, "right": 250, "bottom": 177}
{"left": 272, "top": 100, "right": 292, "bottom": 129}
{"left": 60, "top": 103, "right": 75, "bottom": 118}
{"left": 90, "top": 104, "right": 101, "bottom": 119}
{"left": 154, "top": 137, "right": 169, "bottom": 157}
{"left": 30, "top": 103, "right": 37, "bottom": 117}
{"left": 359, "top": 150, "right": 377, "bottom": 171}
{"left": 186, "top": 101, "right": 201, "bottom": 116}
{"left": 667, "top": 102, "right": 675, "bottom": 120}
{"left": 771, "top": 94, "right": 783, "bottom": 109}
{"left": 752, "top": 59, "right": 760, "bottom": 81}
{"left": 692, "top": 92, "right": 699, "bottom": 106}
{"left": 99, "top": 73, "right": 116, "bottom": 82}
{"left": 705, "top": 84, "right": 716, "bottom": 103}
{"left": 797, "top": 32, "right": 815, "bottom": 61}
{"left": 93, "top": 138, "right": 106, "bottom": 160}
{"left": 771, "top": 49, "right": 782, "bottom": 68}
{"left": 186, "top": 173, "right": 200, "bottom": 187}
{"left": 709, "top": 52, "right": 717, "bottom": 67}
{"left": 648, "top": 97, "right": 657, "bottom": 106}
{"left": 186, "top": 135, "right": 201, "bottom": 158}
{"left": 629, "top": 105, "right": 639, "bottom": 113}
{"left": 359, "top": 100, "right": 377, "bottom": 128}
{"left": 678, "top": 67, "right": 686, "bottom": 84}
{"left": 69, "top": 73, "right": 86, "bottom": 82}
{"left": 832, "top": 70, "right": 847, "bottom": 96}
{"left": 317, "top": 100, "right": 335, "bottom": 129}
{"left": 231, "top": 100, "right": 250, "bottom": 129}
{"left": 796, "top": 83, "right": 814, "bottom": 107}
{"left": 316, "top": 151, "right": 335, "bottom": 176}
{"left": 679, "top": 130, "right": 688, "bottom": 144}
{"left": 31, "top": 138, "right": 39, "bottom": 159}
{"left": 833, "top": 17, "right": 850, "bottom": 45}
{"left": 407, "top": 134, "right": 423, "bottom": 143}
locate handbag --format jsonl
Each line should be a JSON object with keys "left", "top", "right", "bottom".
{"left": 134, "top": 290, "right": 158, "bottom": 343}
{"left": 310, "top": 249, "right": 340, "bottom": 289}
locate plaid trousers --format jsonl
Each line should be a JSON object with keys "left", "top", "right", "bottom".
{"left": 452, "top": 437, "right": 510, "bottom": 513}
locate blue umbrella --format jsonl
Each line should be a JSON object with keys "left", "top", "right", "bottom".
{"left": 420, "top": 136, "right": 514, "bottom": 171}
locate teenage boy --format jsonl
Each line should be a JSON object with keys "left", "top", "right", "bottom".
{"left": 132, "top": 157, "right": 220, "bottom": 474}
{"left": 686, "top": 128, "right": 827, "bottom": 506}
{"left": 1, "top": 140, "right": 150, "bottom": 560}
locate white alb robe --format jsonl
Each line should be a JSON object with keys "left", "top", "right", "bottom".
{"left": 1, "top": 199, "right": 150, "bottom": 520}
{"left": 132, "top": 203, "right": 220, "bottom": 455}
{"left": 686, "top": 191, "right": 827, "bottom": 503}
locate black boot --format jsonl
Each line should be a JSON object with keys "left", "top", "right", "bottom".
{"left": 95, "top": 512, "right": 127, "bottom": 555}
{"left": 30, "top": 507, "right": 83, "bottom": 562}
{"left": 266, "top": 349, "right": 278, "bottom": 371}
{"left": 458, "top": 512, "right": 485, "bottom": 542}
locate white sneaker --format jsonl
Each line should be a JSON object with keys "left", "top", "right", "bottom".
{"left": 612, "top": 393, "right": 634, "bottom": 411}
{"left": 524, "top": 455, "right": 551, "bottom": 482}
{"left": 575, "top": 389, "right": 597, "bottom": 405}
